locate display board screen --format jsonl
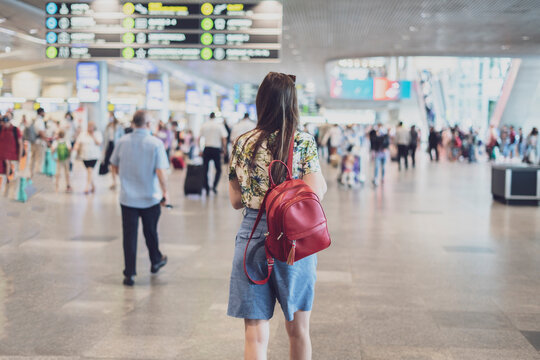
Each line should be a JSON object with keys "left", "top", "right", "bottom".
{"left": 185, "top": 89, "right": 200, "bottom": 114}
{"left": 76, "top": 62, "right": 100, "bottom": 102}
{"left": 330, "top": 78, "right": 412, "bottom": 101}
{"left": 44, "top": 1, "right": 282, "bottom": 61}
{"left": 146, "top": 79, "right": 164, "bottom": 110}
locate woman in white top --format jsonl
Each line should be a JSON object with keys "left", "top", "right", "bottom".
{"left": 104, "top": 113, "right": 125, "bottom": 189}
{"left": 74, "top": 121, "right": 103, "bottom": 194}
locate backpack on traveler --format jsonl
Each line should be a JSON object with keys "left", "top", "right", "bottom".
{"left": 56, "top": 141, "right": 70, "bottom": 162}
{"left": 23, "top": 122, "right": 38, "bottom": 144}
{"left": 243, "top": 137, "right": 331, "bottom": 285}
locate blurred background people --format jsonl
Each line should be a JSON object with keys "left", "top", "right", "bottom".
{"left": 156, "top": 121, "right": 173, "bottom": 160}
{"left": 523, "top": 127, "right": 538, "bottom": 164}
{"left": 230, "top": 112, "right": 256, "bottom": 143}
{"left": 395, "top": 121, "right": 410, "bottom": 170}
{"left": 51, "top": 130, "right": 72, "bottom": 193}
{"left": 74, "top": 121, "right": 103, "bottom": 194}
{"left": 199, "top": 112, "right": 228, "bottom": 194}
{"left": 0, "top": 114, "right": 23, "bottom": 197}
{"left": 26, "top": 107, "right": 47, "bottom": 178}
{"left": 409, "top": 125, "right": 419, "bottom": 168}
{"left": 372, "top": 126, "right": 389, "bottom": 186}
{"left": 428, "top": 127, "right": 440, "bottom": 162}
{"left": 103, "top": 112, "right": 124, "bottom": 189}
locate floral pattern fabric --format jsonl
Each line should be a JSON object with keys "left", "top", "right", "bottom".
{"left": 229, "top": 130, "right": 321, "bottom": 209}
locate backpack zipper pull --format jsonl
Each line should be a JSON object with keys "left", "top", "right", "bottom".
{"left": 286, "top": 240, "right": 296, "bottom": 265}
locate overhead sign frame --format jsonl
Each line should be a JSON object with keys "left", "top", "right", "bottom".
{"left": 44, "top": 1, "right": 282, "bottom": 62}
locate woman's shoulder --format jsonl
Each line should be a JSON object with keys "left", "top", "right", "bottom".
{"left": 294, "top": 131, "right": 316, "bottom": 147}
{"left": 236, "top": 129, "right": 259, "bottom": 147}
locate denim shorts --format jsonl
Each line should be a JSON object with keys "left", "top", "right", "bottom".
{"left": 227, "top": 208, "right": 317, "bottom": 322}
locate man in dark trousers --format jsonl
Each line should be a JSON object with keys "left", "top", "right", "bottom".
{"left": 395, "top": 121, "right": 410, "bottom": 170}
{"left": 110, "top": 110, "right": 169, "bottom": 286}
{"left": 199, "top": 112, "right": 227, "bottom": 194}
{"left": 409, "top": 125, "right": 419, "bottom": 168}
{"left": 428, "top": 127, "right": 440, "bottom": 162}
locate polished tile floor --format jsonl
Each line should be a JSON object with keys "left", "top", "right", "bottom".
{"left": 1, "top": 156, "right": 539, "bottom": 359}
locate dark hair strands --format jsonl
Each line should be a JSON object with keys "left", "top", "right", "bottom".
{"left": 233, "top": 72, "right": 299, "bottom": 185}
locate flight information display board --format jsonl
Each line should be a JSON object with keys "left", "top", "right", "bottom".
{"left": 44, "top": 1, "right": 282, "bottom": 61}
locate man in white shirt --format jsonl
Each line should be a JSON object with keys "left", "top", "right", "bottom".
{"left": 29, "top": 108, "right": 48, "bottom": 178}
{"left": 230, "top": 113, "right": 256, "bottom": 142}
{"left": 199, "top": 112, "right": 228, "bottom": 194}
{"left": 321, "top": 124, "right": 343, "bottom": 163}
{"left": 395, "top": 121, "right": 410, "bottom": 170}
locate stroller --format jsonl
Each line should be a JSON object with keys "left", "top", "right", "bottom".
{"left": 338, "top": 153, "right": 361, "bottom": 187}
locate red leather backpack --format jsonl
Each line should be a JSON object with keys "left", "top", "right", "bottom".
{"left": 243, "top": 135, "right": 331, "bottom": 285}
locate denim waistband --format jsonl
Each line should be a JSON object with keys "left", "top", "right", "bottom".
{"left": 242, "top": 207, "right": 266, "bottom": 219}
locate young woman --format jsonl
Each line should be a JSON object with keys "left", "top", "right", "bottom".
{"left": 74, "top": 121, "right": 103, "bottom": 194}
{"left": 104, "top": 112, "right": 124, "bottom": 189}
{"left": 156, "top": 121, "right": 173, "bottom": 159}
{"left": 228, "top": 72, "right": 327, "bottom": 360}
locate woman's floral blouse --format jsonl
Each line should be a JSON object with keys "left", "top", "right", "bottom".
{"left": 229, "top": 130, "right": 321, "bottom": 209}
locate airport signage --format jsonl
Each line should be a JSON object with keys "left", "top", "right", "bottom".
{"left": 146, "top": 79, "right": 164, "bottom": 110}
{"left": 330, "top": 78, "right": 412, "bottom": 101}
{"left": 76, "top": 62, "right": 100, "bottom": 102}
{"left": 44, "top": 1, "right": 282, "bottom": 61}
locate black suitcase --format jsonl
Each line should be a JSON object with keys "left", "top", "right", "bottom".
{"left": 184, "top": 164, "right": 204, "bottom": 195}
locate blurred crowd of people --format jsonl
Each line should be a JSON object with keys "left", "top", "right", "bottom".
{"left": 486, "top": 125, "right": 539, "bottom": 164}
{"left": 2, "top": 105, "right": 539, "bottom": 200}
{"left": 0, "top": 107, "right": 258, "bottom": 200}
{"left": 311, "top": 121, "right": 540, "bottom": 187}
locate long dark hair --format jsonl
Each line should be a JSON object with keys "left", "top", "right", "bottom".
{"left": 237, "top": 72, "right": 298, "bottom": 184}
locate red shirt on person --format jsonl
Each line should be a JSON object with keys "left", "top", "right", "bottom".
{"left": 0, "top": 125, "right": 22, "bottom": 161}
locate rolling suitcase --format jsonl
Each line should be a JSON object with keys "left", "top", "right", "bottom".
{"left": 184, "top": 164, "right": 204, "bottom": 195}
{"left": 172, "top": 155, "right": 185, "bottom": 169}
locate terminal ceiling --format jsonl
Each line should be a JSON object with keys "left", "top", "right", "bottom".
{"left": 2, "top": 0, "right": 540, "bottom": 101}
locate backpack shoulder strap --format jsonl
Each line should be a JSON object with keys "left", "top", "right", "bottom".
{"left": 243, "top": 191, "right": 274, "bottom": 285}
{"left": 287, "top": 132, "right": 294, "bottom": 170}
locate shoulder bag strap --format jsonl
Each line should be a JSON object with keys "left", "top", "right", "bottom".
{"left": 287, "top": 132, "right": 294, "bottom": 170}
{"left": 243, "top": 191, "right": 274, "bottom": 285}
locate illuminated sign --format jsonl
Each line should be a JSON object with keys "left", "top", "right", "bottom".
{"left": 330, "top": 78, "right": 412, "bottom": 101}
{"left": 76, "top": 62, "right": 100, "bottom": 102}
{"left": 146, "top": 79, "right": 164, "bottom": 110}
{"left": 185, "top": 89, "right": 200, "bottom": 114}
{"left": 220, "top": 98, "right": 235, "bottom": 115}
{"left": 44, "top": 1, "right": 282, "bottom": 61}
{"left": 248, "top": 104, "right": 257, "bottom": 119}
{"left": 236, "top": 102, "right": 247, "bottom": 115}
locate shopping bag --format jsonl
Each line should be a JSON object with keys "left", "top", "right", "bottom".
{"left": 98, "top": 161, "right": 109, "bottom": 175}
{"left": 25, "top": 179, "right": 37, "bottom": 199}
{"left": 16, "top": 177, "right": 28, "bottom": 202}
{"left": 42, "top": 149, "right": 56, "bottom": 177}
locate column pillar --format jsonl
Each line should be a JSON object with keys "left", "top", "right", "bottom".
{"left": 87, "top": 61, "right": 108, "bottom": 130}
{"left": 98, "top": 61, "right": 108, "bottom": 130}
{"left": 160, "top": 72, "right": 170, "bottom": 122}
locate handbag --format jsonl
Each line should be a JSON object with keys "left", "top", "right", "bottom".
{"left": 42, "top": 149, "right": 56, "bottom": 177}
{"left": 98, "top": 161, "right": 109, "bottom": 175}
{"left": 243, "top": 135, "right": 331, "bottom": 285}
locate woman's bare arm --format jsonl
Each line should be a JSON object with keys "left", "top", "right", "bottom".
{"left": 302, "top": 171, "right": 327, "bottom": 201}
{"left": 229, "top": 178, "right": 243, "bottom": 209}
